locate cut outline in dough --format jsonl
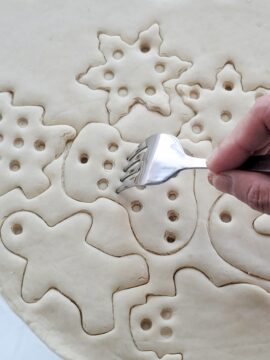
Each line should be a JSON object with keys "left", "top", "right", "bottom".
{"left": 0, "top": 210, "right": 149, "bottom": 336}
{"left": 177, "top": 62, "right": 270, "bottom": 147}
{"left": 78, "top": 24, "right": 191, "bottom": 125}
{"left": 0, "top": 91, "right": 76, "bottom": 199}
{"left": 63, "top": 121, "right": 198, "bottom": 256}
{"left": 130, "top": 267, "right": 270, "bottom": 359}
{"left": 208, "top": 194, "right": 270, "bottom": 282}
{"left": 2, "top": 8, "right": 270, "bottom": 360}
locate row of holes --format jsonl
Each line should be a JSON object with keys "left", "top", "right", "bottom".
{"left": 116, "top": 86, "right": 156, "bottom": 97}
{"left": 141, "top": 320, "right": 173, "bottom": 338}
{"left": 131, "top": 189, "right": 179, "bottom": 214}
{"left": 0, "top": 135, "right": 45, "bottom": 151}
{"left": 140, "top": 308, "right": 173, "bottom": 337}
{"left": 10, "top": 211, "right": 230, "bottom": 237}
{"left": 80, "top": 156, "right": 114, "bottom": 173}
{"left": 79, "top": 143, "right": 119, "bottom": 164}
{"left": 111, "top": 43, "right": 154, "bottom": 61}
{"left": 131, "top": 190, "right": 179, "bottom": 244}
{"left": 79, "top": 142, "right": 119, "bottom": 191}
{"left": 0, "top": 116, "right": 29, "bottom": 128}
{"left": 189, "top": 81, "right": 234, "bottom": 101}
{"left": 10, "top": 212, "right": 230, "bottom": 236}
{"left": 191, "top": 110, "right": 232, "bottom": 135}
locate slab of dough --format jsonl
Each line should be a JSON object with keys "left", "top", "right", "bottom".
{"left": 1, "top": 1, "right": 270, "bottom": 360}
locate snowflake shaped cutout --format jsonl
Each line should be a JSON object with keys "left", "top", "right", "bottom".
{"left": 79, "top": 24, "right": 190, "bottom": 124}
{"left": 177, "top": 63, "right": 270, "bottom": 147}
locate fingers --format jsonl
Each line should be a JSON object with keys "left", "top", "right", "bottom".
{"left": 208, "top": 95, "right": 270, "bottom": 174}
{"left": 208, "top": 170, "right": 270, "bottom": 214}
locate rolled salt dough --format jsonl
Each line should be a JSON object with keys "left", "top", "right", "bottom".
{"left": 0, "top": 1, "right": 270, "bottom": 360}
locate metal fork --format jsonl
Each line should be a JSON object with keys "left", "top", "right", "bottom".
{"left": 116, "top": 133, "right": 270, "bottom": 194}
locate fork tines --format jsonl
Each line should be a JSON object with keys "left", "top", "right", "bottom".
{"left": 116, "top": 141, "right": 147, "bottom": 193}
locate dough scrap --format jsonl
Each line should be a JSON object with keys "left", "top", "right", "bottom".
{"left": 131, "top": 268, "right": 270, "bottom": 360}
{"left": 79, "top": 24, "right": 190, "bottom": 124}
{"left": 1, "top": 211, "right": 148, "bottom": 335}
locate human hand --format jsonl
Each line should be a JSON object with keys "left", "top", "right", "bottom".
{"left": 207, "top": 95, "right": 270, "bottom": 214}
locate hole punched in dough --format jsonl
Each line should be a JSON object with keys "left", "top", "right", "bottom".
{"left": 108, "top": 143, "right": 118, "bottom": 152}
{"left": 103, "top": 160, "right": 113, "bottom": 170}
{"left": 97, "top": 178, "right": 109, "bottom": 190}
{"left": 79, "top": 153, "right": 89, "bottom": 164}
{"left": 168, "top": 190, "right": 178, "bottom": 200}
{"left": 160, "top": 326, "right": 173, "bottom": 338}
{"left": 140, "top": 43, "right": 151, "bottom": 53}
{"left": 104, "top": 70, "right": 114, "bottom": 80}
{"left": 189, "top": 89, "right": 200, "bottom": 99}
{"left": 192, "top": 123, "right": 203, "bottom": 134}
{"left": 140, "top": 318, "right": 152, "bottom": 331}
{"left": 11, "top": 223, "right": 23, "bottom": 235}
{"left": 220, "top": 111, "right": 232, "bottom": 122}
{"left": 113, "top": 50, "right": 124, "bottom": 59}
{"left": 219, "top": 211, "right": 232, "bottom": 223}
{"left": 167, "top": 210, "right": 179, "bottom": 222}
{"left": 34, "top": 139, "right": 46, "bottom": 151}
{"left": 131, "top": 201, "right": 143, "bottom": 212}
{"left": 14, "top": 138, "right": 24, "bottom": 148}
{"left": 223, "top": 81, "right": 234, "bottom": 91}
{"left": 9, "top": 160, "right": 20, "bottom": 171}
{"left": 17, "top": 117, "right": 28, "bottom": 128}
{"left": 165, "top": 231, "right": 176, "bottom": 243}
{"left": 145, "top": 86, "right": 156, "bottom": 96}
{"left": 118, "top": 87, "right": 128, "bottom": 97}
{"left": 161, "top": 308, "right": 173, "bottom": 320}
{"left": 155, "top": 63, "right": 165, "bottom": 73}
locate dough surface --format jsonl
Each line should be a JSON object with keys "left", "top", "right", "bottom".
{"left": 1, "top": 1, "right": 270, "bottom": 359}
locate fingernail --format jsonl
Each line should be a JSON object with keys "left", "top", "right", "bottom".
{"left": 212, "top": 174, "right": 232, "bottom": 193}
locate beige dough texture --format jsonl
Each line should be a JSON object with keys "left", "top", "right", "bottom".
{"left": 1, "top": 1, "right": 270, "bottom": 360}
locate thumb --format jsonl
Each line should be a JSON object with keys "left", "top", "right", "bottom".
{"left": 208, "top": 170, "right": 270, "bottom": 214}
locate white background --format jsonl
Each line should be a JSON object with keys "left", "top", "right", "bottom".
{"left": 0, "top": 297, "right": 60, "bottom": 360}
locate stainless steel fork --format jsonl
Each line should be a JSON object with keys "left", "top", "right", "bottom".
{"left": 116, "top": 133, "right": 270, "bottom": 193}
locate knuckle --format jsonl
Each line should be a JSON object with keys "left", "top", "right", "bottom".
{"left": 253, "top": 96, "right": 270, "bottom": 121}
{"left": 246, "top": 184, "right": 270, "bottom": 213}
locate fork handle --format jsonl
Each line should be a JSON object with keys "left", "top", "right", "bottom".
{"left": 238, "top": 155, "right": 270, "bottom": 173}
